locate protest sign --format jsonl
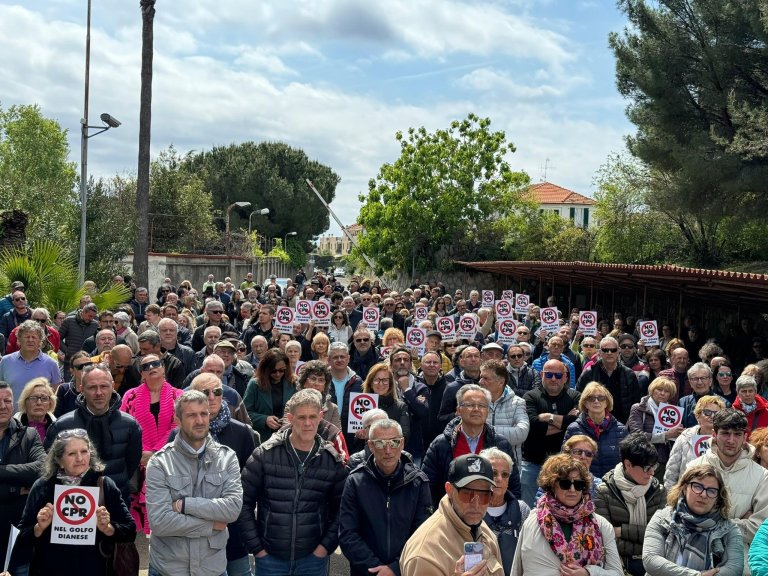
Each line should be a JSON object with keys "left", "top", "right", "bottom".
{"left": 51, "top": 485, "right": 100, "bottom": 545}
{"left": 347, "top": 392, "right": 379, "bottom": 433}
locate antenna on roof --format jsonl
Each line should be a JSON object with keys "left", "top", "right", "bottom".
{"left": 540, "top": 158, "right": 555, "bottom": 182}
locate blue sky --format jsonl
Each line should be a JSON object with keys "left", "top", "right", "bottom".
{"left": 0, "top": 0, "right": 633, "bottom": 235}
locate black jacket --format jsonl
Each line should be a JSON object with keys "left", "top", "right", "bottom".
{"left": 484, "top": 491, "right": 530, "bottom": 576}
{"left": 329, "top": 372, "right": 363, "bottom": 450}
{"left": 348, "top": 346, "right": 380, "bottom": 381}
{"left": 340, "top": 453, "right": 432, "bottom": 576}
{"left": 164, "top": 342, "right": 196, "bottom": 377}
{"left": 521, "top": 385, "right": 581, "bottom": 465}
{"left": 422, "top": 418, "right": 521, "bottom": 506}
{"left": 238, "top": 427, "right": 348, "bottom": 561}
{"left": 191, "top": 321, "right": 236, "bottom": 352}
{"left": 0, "top": 418, "right": 46, "bottom": 564}
{"left": 403, "top": 375, "right": 448, "bottom": 459}
{"left": 45, "top": 392, "right": 142, "bottom": 506}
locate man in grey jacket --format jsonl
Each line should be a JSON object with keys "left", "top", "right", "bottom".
{"left": 146, "top": 390, "right": 243, "bottom": 576}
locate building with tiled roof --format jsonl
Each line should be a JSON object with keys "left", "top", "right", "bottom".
{"left": 527, "top": 182, "right": 596, "bottom": 228}
{"left": 317, "top": 223, "right": 363, "bottom": 256}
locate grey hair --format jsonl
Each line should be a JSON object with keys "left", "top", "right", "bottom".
{"left": 174, "top": 389, "right": 209, "bottom": 419}
{"left": 456, "top": 383, "right": 492, "bottom": 406}
{"left": 138, "top": 330, "right": 160, "bottom": 346}
{"left": 361, "top": 408, "right": 388, "bottom": 428}
{"left": 285, "top": 340, "right": 302, "bottom": 353}
{"left": 113, "top": 311, "right": 131, "bottom": 327}
{"left": 32, "top": 308, "right": 50, "bottom": 321}
{"left": 736, "top": 374, "right": 758, "bottom": 392}
{"left": 600, "top": 336, "right": 618, "bottom": 349}
{"left": 369, "top": 418, "right": 402, "bottom": 438}
{"left": 203, "top": 325, "right": 222, "bottom": 338}
{"left": 688, "top": 361, "right": 712, "bottom": 379}
{"left": 43, "top": 434, "right": 105, "bottom": 481}
{"left": 285, "top": 388, "right": 323, "bottom": 414}
{"left": 17, "top": 319, "right": 45, "bottom": 341}
{"left": 82, "top": 363, "right": 114, "bottom": 386}
{"left": 479, "top": 447, "right": 513, "bottom": 471}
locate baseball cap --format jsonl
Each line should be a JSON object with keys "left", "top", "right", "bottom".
{"left": 482, "top": 342, "right": 504, "bottom": 353}
{"left": 426, "top": 330, "right": 442, "bottom": 339}
{"left": 214, "top": 340, "right": 236, "bottom": 351}
{"left": 448, "top": 454, "right": 496, "bottom": 488}
{"left": 618, "top": 333, "right": 636, "bottom": 345}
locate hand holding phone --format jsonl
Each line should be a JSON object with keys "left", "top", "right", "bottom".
{"left": 464, "top": 542, "right": 484, "bottom": 570}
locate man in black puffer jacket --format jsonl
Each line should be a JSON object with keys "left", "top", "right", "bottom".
{"left": 340, "top": 418, "right": 432, "bottom": 576}
{"left": 45, "top": 364, "right": 142, "bottom": 506}
{"left": 238, "top": 388, "right": 347, "bottom": 575}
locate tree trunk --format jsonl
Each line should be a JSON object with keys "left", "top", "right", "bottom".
{"left": 134, "top": 0, "right": 155, "bottom": 287}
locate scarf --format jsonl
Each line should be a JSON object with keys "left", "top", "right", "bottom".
{"left": 536, "top": 491, "right": 604, "bottom": 567}
{"left": 664, "top": 497, "right": 719, "bottom": 571}
{"left": 585, "top": 413, "right": 611, "bottom": 440}
{"left": 612, "top": 463, "right": 652, "bottom": 526}
{"left": 209, "top": 400, "right": 232, "bottom": 440}
{"left": 57, "top": 470, "right": 85, "bottom": 485}
{"left": 646, "top": 396, "right": 660, "bottom": 420}
{"left": 742, "top": 402, "right": 757, "bottom": 414}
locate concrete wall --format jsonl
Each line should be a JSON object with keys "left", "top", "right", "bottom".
{"left": 120, "top": 253, "right": 295, "bottom": 296}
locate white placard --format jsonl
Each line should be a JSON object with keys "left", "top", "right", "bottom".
{"left": 51, "top": 484, "right": 100, "bottom": 545}
{"left": 275, "top": 306, "right": 295, "bottom": 334}
{"left": 414, "top": 306, "right": 429, "bottom": 321}
{"left": 347, "top": 392, "right": 379, "bottom": 433}
{"left": 481, "top": 290, "right": 495, "bottom": 307}
{"left": 638, "top": 320, "right": 659, "bottom": 346}
{"left": 540, "top": 307, "right": 559, "bottom": 331}
{"left": 691, "top": 434, "right": 712, "bottom": 457}
{"left": 502, "top": 290, "right": 514, "bottom": 300}
{"left": 295, "top": 300, "right": 313, "bottom": 324}
{"left": 458, "top": 314, "right": 478, "bottom": 341}
{"left": 362, "top": 306, "right": 380, "bottom": 331}
{"left": 406, "top": 327, "right": 427, "bottom": 355}
{"left": 495, "top": 299, "right": 514, "bottom": 319}
{"left": 514, "top": 294, "right": 530, "bottom": 316}
{"left": 578, "top": 311, "right": 598, "bottom": 336}
{"left": 435, "top": 316, "right": 456, "bottom": 341}
{"left": 4, "top": 525, "right": 18, "bottom": 571}
{"left": 312, "top": 299, "right": 332, "bottom": 327}
{"left": 652, "top": 402, "right": 682, "bottom": 436}
{"left": 496, "top": 318, "right": 519, "bottom": 345}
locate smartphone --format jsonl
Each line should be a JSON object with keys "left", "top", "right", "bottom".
{"left": 464, "top": 542, "right": 484, "bottom": 570}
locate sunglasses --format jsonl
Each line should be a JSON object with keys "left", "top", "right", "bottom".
{"left": 236, "top": 347, "right": 246, "bottom": 352}
{"left": 33, "top": 318, "right": 47, "bottom": 324}
{"left": 13, "top": 297, "right": 26, "bottom": 302}
{"left": 199, "top": 387, "right": 224, "bottom": 397}
{"left": 582, "top": 343, "right": 596, "bottom": 348}
{"left": 140, "top": 359, "right": 163, "bottom": 371}
{"left": 601, "top": 348, "right": 618, "bottom": 353}
{"left": 355, "top": 338, "right": 370, "bottom": 343}
{"left": 557, "top": 478, "right": 588, "bottom": 492}
{"left": 209, "top": 310, "right": 223, "bottom": 315}
{"left": 701, "top": 408, "right": 720, "bottom": 418}
{"left": 72, "top": 361, "right": 94, "bottom": 371}
{"left": 508, "top": 353, "right": 524, "bottom": 359}
{"left": 454, "top": 487, "right": 493, "bottom": 505}
{"left": 717, "top": 372, "right": 732, "bottom": 377}
{"left": 566, "top": 448, "right": 594, "bottom": 458}
{"left": 586, "top": 395, "right": 607, "bottom": 403}
{"left": 619, "top": 344, "right": 635, "bottom": 349}
{"left": 370, "top": 438, "right": 403, "bottom": 450}
{"left": 58, "top": 428, "right": 88, "bottom": 440}
{"left": 544, "top": 372, "right": 564, "bottom": 380}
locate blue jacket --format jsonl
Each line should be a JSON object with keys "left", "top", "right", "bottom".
{"left": 532, "top": 352, "right": 576, "bottom": 389}
{"left": 422, "top": 418, "right": 521, "bottom": 507}
{"left": 563, "top": 413, "right": 628, "bottom": 478}
{"left": 340, "top": 453, "right": 432, "bottom": 576}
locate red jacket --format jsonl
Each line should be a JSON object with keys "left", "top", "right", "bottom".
{"left": 733, "top": 394, "right": 768, "bottom": 439}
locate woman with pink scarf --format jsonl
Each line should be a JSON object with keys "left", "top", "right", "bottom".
{"left": 120, "top": 354, "right": 182, "bottom": 533}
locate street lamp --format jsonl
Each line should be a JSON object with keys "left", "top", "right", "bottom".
{"left": 78, "top": 0, "right": 121, "bottom": 285}
{"left": 226, "top": 201, "right": 251, "bottom": 279}
{"left": 247, "top": 207, "right": 270, "bottom": 278}
{"left": 284, "top": 231, "right": 297, "bottom": 246}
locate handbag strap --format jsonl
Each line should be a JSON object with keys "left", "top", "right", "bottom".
{"left": 97, "top": 476, "right": 105, "bottom": 507}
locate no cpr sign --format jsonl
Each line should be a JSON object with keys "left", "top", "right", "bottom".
{"left": 295, "top": 300, "right": 312, "bottom": 323}
{"left": 52, "top": 485, "right": 100, "bottom": 545}
{"left": 406, "top": 327, "right": 427, "bottom": 354}
{"left": 514, "top": 294, "right": 530, "bottom": 316}
{"left": 347, "top": 392, "right": 379, "bottom": 433}
{"left": 275, "top": 306, "right": 295, "bottom": 334}
{"left": 653, "top": 402, "right": 682, "bottom": 435}
{"left": 638, "top": 320, "right": 659, "bottom": 346}
{"left": 495, "top": 299, "right": 514, "bottom": 319}
{"left": 578, "top": 311, "right": 598, "bottom": 336}
{"left": 436, "top": 316, "right": 456, "bottom": 340}
{"left": 312, "top": 299, "right": 332, "bottom": 326}
{"left": 540, "top": 307, "right": 559, "bottom": 330}
{"left": 497, "top": 318, "right": 518, "bottom": 345}
{"left": 414, "top": 306, "right": 429, "bottom": 321}
{"left": 362, "top": 306, "right": 380, "bottom": 331}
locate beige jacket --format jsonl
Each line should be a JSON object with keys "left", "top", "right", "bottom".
{"left": 688, "top": 443, "right": 768, "bottom": 545}
{"left": 400, "top": 495, "right": 504, "bottom": 576}
{"left": 510, "top": 510, "right": 623, "bottom": 576}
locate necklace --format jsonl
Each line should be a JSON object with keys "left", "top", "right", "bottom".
{"left": 289, "top": 438, "right": 314, "bottom": 474}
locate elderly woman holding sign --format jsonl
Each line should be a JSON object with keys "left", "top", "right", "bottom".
{"left": 12, "top": 428, "right": 135, "bottom": 576}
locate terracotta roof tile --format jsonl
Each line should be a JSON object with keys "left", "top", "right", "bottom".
{"left": 527, "top": 182, "right": 595, "bottom": 206}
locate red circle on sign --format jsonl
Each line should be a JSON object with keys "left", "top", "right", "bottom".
{"left": 496, "top": 301, "right": 511, "bottom": 316}
{"left": 408, "top": 330, "right": 424, "bottom": 346}
{"left": 313, "top": 302, "right": 330, "bottom": 318}
{"left": 437, "top": 318, "right": 454, "bottom": 334}
{"left": 364, "top": 308, "right": 378, "bottom": 322}
{"left": 516, "top": 295, "right": 528, "bottom": 305}
{"left": 542, "top": 309, "right": 557, "bottom": 324}
{"left": 278, "top": 308, "right": 294, "bottom": 324}
{"left": 351, "top": 394, "right": 377, "bottom": 420}
{"left": 499, "top": 320, "right": 516, "bottom": 336}
{"left": 641, "top": 322, "right": 657, "bottom": 338}
{"left": 658, "top": 405, "right": 682, "bottom": 428}
{"left": 693, "top": 436, "right": 711, "bottom": 457}
{"left": 55, "top": 487, "right": 97, "bottom": 526}
{"left": 580, "top": 312, "right": 595, "bottom": 327}
{"left": 297, "top": 302, "right": 310, "bottom": 314}
{"left": 460, "top": 318, "right": 476, "bottom": 331}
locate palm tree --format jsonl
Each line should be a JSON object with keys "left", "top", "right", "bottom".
{"left": 134, "top": 0, "right": 156, "bottom": 287}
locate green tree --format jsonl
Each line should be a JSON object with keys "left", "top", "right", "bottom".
{"left": 184, "top": 142, "right": 339, "bottom": 254}
{"left": 0, "top": 103, "right": 78, "bottom": 244}
{"left": 610, "top": 0, "right": 768, "bottom": 266}
{"left": 357, "top": 113, "right": 530, "bottom": 274}
{"left": 502, "top": 205, "right": 594, "bottom": 262}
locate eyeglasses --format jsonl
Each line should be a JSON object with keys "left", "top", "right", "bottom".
{"left": 582, "top": 343, "right": 596, "bottom": 348}
{"left": 33, "top": 318, "right": 47, "bottom": 324}
{"left": 236, "top": 347, "right": 246, "bottom": 353}
{"left": 271, "top": 367, "right": 287, "bottom": 373}
{"left": 566, "top": 448, "right": 594, "bottom": 458}
{"left": 508, "top": 353, "right": 523, "bottom": 360}
{"left": 601, "top": 348, "right": 618, "bottom": 353}
{"left": 209, "top": 310, "right": 223, "bottom": 315}
{"left": 370, "top": 438, "right": 403, "bottom": 450}
{"left": 557, "top": 478, "right": 588, "bottom": 492}
{"left": 13, "top": 297, "right": 26, "bottom": 302}
{"left": 27, "top": 395, "right": 51, "bottom": 403}
{"left": 544, "top": 372, "right": 564, "bottom": 380}
{"left": 586, "top": 395, "right": 607, "bottom": 403}
{"left": 454, "top": 487, "right": 493, "bottom": 505}
{"left": 372, "top": 378, "right": 390, "bottom": 385}
{"left": 355, "top": 338, "right": 370, "bottom": 343}
{"left": 517, "top": 331, "right": 529, "bottom": 335}
{"left": 523, "top": 351, "right": 531, "bottom": 357}
{"left": 140, "top": 359, "right": 163, "bottom": 371}
{"left": 58, "top": 428, "right": 88, "bottom": 440}
{"left": 701, "top": 408, "right": 720, "bottom": 418}
{"left": 633, "top": 462, "right": 659, "bottom": 473}
{"left": 459, "top": 402, "right": 489, "bottom": 411}
{"left": 717, "top": 372, "right": 732, "bottom": 378}
{"left": 199, "top": 387, "right": 224, "bottom": 397}
{"left": 492, "top": 470, "right": 511, "bottom": 479}
{"left": 72, "top": 361, "right": 94, "bottom": 371}
{"left": 619, "top": 344, "right": 635, "bottom": 349}
{"left": 690, "top": 376, "right": 710, "bottom": 382}
{"left": 688, "top": 481, "right": 719, "bottom": 499}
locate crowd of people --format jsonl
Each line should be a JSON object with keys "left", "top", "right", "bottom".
{"left": 0, "top": 270, "right": 768, "bottom": 576}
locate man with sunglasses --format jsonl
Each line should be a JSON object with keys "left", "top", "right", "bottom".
{"left": 349, "top": 326, "right": 380, "bottom": 381}
{"left": 340, "top": 418, "right": 431, "bottom": 576}
{"left": 689, "top": 408, "right": 768, "bottom": 563}
{"left": 57, "top": 302, "right": 99, "bottom": 380}
{"left": 576, "top": 335, "right": 640, "bottom": 424}
{"left": 401, "top": 454, "right": 504, "bottom": 576}
{"left": 520, "top": 359, "right": 581, "bottom": 506}
{"left": 45, "top": 363, "right": 142, "bottom": 507}
{"left": 0, "top": 289, "right": 32, "bottom": 340}
{"left": 506, "top": 344, "right": 537, "bottom": 397}
{"left": 191, "top": 300, "right": 235, "bottom": 352}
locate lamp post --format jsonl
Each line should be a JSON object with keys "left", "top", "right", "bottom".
{"left": 284, "top": 231, "right": 297, "bottom": 246}
{"left": 78, "top": 0, "right": 121, "bottom": 286}
{"left": 226, "top": 201, "right": 251, "bottom": 280}
{"left": 247, "top": 208, "right": 270, "bottom": 278}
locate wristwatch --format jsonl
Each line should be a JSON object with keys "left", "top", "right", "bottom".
{"left": 548, "top": 415, "right": 554, "bottom": 425}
